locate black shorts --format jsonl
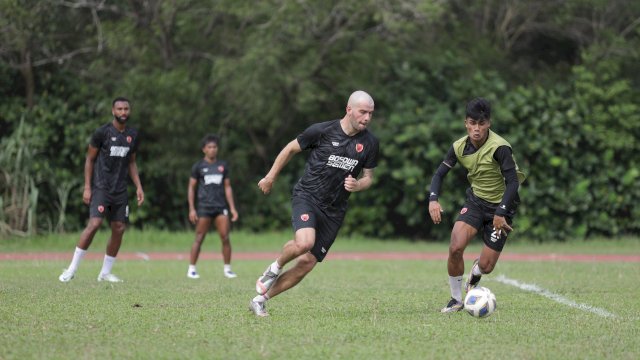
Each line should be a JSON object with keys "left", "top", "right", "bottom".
{"left": 197, "top": 206, "right": 229, "bottom": 218}
{"left": 456, "top": 188, "right": 518, "bottom": 252}
{"left": 89, "top": 188, "right": 129, "bottom": 222}
{"left": 291, "top": 196, "right": 344, "bottom": 262}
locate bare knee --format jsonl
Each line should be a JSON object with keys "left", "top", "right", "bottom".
{"left": 293, "top": 254, "right": 317, "bottom": 276}
{"left": 193, "top": 233, "right": 206, "bottom": 246}
{"left": 292, "top": 238, "right": 314, "bottom": 254}
{"left": 448, "top": 236, "right": 466, "bottom": 259}
{"left": 111, "top": 222, "right": 126, "bottom": 236}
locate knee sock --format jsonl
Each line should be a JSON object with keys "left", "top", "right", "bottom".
{"left": 68, "top": 247, "right": 86, "bottom": 272}
{"left": 449, "top": 275, "right": 463, "bottom": 302}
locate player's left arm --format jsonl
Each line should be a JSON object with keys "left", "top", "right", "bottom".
{"left": 493, "top": 146, "right": 519, "bottom": 235}
{"left": 128, "top": 153, "right": 145, "bottom": 206}
{"left": 344, "top": 168, "right": 374, "bottom": 192}
{"left": 223, "top": 178, "right": 239, "bottom": 222}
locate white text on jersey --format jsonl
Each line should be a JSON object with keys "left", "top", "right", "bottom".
{"left": 110, "top": 146, "right": 130, "bottom": 157}
{"left": 327, "top": 154, "right": 358, "bottom": 171}
{"left": 204, "top": 174, "right": 223, "bottom": 185}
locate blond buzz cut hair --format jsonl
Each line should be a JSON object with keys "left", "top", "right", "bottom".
{"left": 348, "top": 90, "right": 374, "bottom": 107}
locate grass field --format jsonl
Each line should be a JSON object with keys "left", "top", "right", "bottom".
{"left": 1, "top": 231, "right": 639, "bottom": 359}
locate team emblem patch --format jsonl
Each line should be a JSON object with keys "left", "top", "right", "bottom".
{"left": 301, "top": 214, "right": 309, "bottom": 222}
{"left": 218, "top": 166, "right": 224, "bottom": 172}
{"left": 126, "top": 136, "right": 132, "bottom": 143}
{"left": 460, "top": 207, "right": 468, "bottom": 215}
{"left": 355, "top": 143, "right": 364, "bottom": 153}
{"left": 98, "top": 205, "right": 105, "bottom": 213}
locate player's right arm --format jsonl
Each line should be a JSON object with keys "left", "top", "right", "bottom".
{"left": 258, "top": 139, "right": 302, "bottom": 195}
{"left": 82, "top": 145, "right": 99, "bottom": 205}
{"left": 187, "top": 177, "right": 198, "bottom": 224}
{"left": 428, "top": 146, "right": 456, "bottom": 224}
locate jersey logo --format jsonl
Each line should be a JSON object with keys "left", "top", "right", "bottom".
{"left": 109, "top": 146, "right": 130, "bottom": 157}
{"left": 355, "top": 143, "right": 364, "bottom": 153}
{"left": 126, "top": 136, "right": 132, "bottom": 143}
{"left": 332, "top": 141, "right": 339, "bottom": 146}
{"left": 218, "top": 165, "right": 224, "bottom": 173}
{"left": 203, "top": 168, "right": 208, "bottom": 172}
{"left": 327, "top": 154, "right": 358, "bottom": 171}
{"left": 98, "top": 205, "right": 105, "bottom": 213}
{"left": 460, "top": 207, "right": 468, "bottom": 215}
{"left": 111, "top": 137, "right": 116, "bottom": 141}
{"left": 301, "top": 214, "right": 309, "bottom": 221}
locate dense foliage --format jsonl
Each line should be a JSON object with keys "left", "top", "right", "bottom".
{"left": 1, "top": 0, "right": 639, "bottom": 240}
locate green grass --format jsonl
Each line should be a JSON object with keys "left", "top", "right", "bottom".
{"left": 1, "top": 232, "right": 639, "bottom": 359}
{"left": 2, "top": 228, "right": 639, "bottom": 253}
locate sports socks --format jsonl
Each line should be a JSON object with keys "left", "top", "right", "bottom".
{"left": 68, "top": 247, "right": 87, "bottom": 272}
{"left": 449, "top": 275, "right": 463, "bottom": 302}
{"left": 270, "top": 261, "right": 282, "bottom": 275}
{"left": 472, "top": 263, "right": 483, "bottom": 276}
{"left": 253, "top": 294, "right": 269, "bottom": 303}
{"left": 189, "top": 264, "right": 197, "bottom": 273}
{"left": 99, "top": 255, "right": 117, "bottom": 275}
{"left": 224, "top": 264, "right": 232, "bottom": 273}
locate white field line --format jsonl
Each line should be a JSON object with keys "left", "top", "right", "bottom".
{"left": 135, "top": 252, "right": 150, "bottom": 261}
{"left": 494, "top": 274, "right": 617, "bottom": 319}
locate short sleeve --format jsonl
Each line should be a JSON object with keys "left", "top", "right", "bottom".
{"left": 364, "top": 136, "right": 379, "bottom": 169}
{"left": 89, "top": 127, "right": 104, "bottom": 148}
{"left": 190, "top": 162, "right": 200, "bottom": 179}
{"left": 296, "top": 122, "right": 325, "bottom": 150}
{"left": 223, "top": 161, "right": 231, "bottom": 179}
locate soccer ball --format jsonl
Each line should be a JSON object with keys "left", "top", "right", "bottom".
{"left": 464, "top": 287, "right": 497, "bottom": 318}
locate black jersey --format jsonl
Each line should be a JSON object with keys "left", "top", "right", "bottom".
{"left": 190, "top": 159, "right": 229, "bottom": 209}
{"left": 90, "top": 123, "right": 139, "bottom": 194}
{"left": 293, "top": 119, "right": 379, "bottom": 216}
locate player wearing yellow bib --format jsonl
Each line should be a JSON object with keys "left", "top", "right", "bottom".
{"left": 428, "top": 98, "right": 525, "bottom": 313}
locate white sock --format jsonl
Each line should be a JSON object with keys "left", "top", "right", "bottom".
{"left": 253, "top": 294, "right": 269, "bottom": 303}
{"left": 100, "top": 255, "right": 116, "bottom": 275}
{"left": 224, "top": 264, "right": 232, "bottom": 273}
{"left": 270, "top": 260, "right": 282, "bottom": 274}
{"left": 449, "top": 275, "right": 463, "bottom": 302}
{"left": 472, "top": 263, "right": 483, "bottom": 276}
{"left": 189, "top": 264, "right": 197, "bottom": 273}
{"left": 68, "top": 247, "right": 86, "bottom": 272}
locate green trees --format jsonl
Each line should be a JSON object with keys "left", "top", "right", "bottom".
{"left": 1, "top": 0, "right": 638, "bottom": 240}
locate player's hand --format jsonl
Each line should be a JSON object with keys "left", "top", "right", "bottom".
{"left": 428, "top": 201, "right": 444, "bottom": 224}
{"left": 188, "top": 210, "right": 198, "bottom": 224}
{"left": 344, "top": 175, "right": 359, "bottom": 192}
{"left": 82, "top": 188, "right": 92, "bottom": 205}
{"left": 258, "top": 177, "right": 274, "bottom": 194}
{"left": 230, "top": 209, "right": 239, "bottom": 222}
{"left": 493, "top": 215, "right": 512, "bottom": 237}
{"left": 136, "top": 187, "right": 145, "bottom": 206}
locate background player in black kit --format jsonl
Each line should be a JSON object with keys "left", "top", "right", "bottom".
{"left": 187, "top": 134, "right": 239, "bottom": 279}
{"left": 59, "top": 97, "right": 144, "bottom": 283}
{"left": 249, "top": 90, "right": 379, "bottom": 317}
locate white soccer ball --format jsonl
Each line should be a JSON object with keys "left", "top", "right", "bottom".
{"left": 464, "top": 286, "right": 497, "bottom": 318}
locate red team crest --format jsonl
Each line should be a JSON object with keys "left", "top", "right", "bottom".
{"left": 301, "top": 214, "right": 309, "bottom": 222}
{"left": 126, "top": 136, "right": 132, "bottom": 143}
{"left": 460, "top": 207, "right": 468, "bottom": 215}
{"left": 98, "top": 205, "right": 105, "bottom": 213}
{"left": 218, "top": 166, "right": 224, "bottom": 173}
{"left": 355, "top": 143, "right": 364, "bottom": 153}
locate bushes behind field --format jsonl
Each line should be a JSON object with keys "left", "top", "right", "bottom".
{"left": 1, "top": 1, "right": 639, "bottom": 240}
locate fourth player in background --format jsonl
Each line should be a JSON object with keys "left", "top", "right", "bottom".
{"left": 187, "top": 134, "right": 239, "bottom": 279}
{"left": 427, "top": 98, "right": 526, "bottom": 313}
